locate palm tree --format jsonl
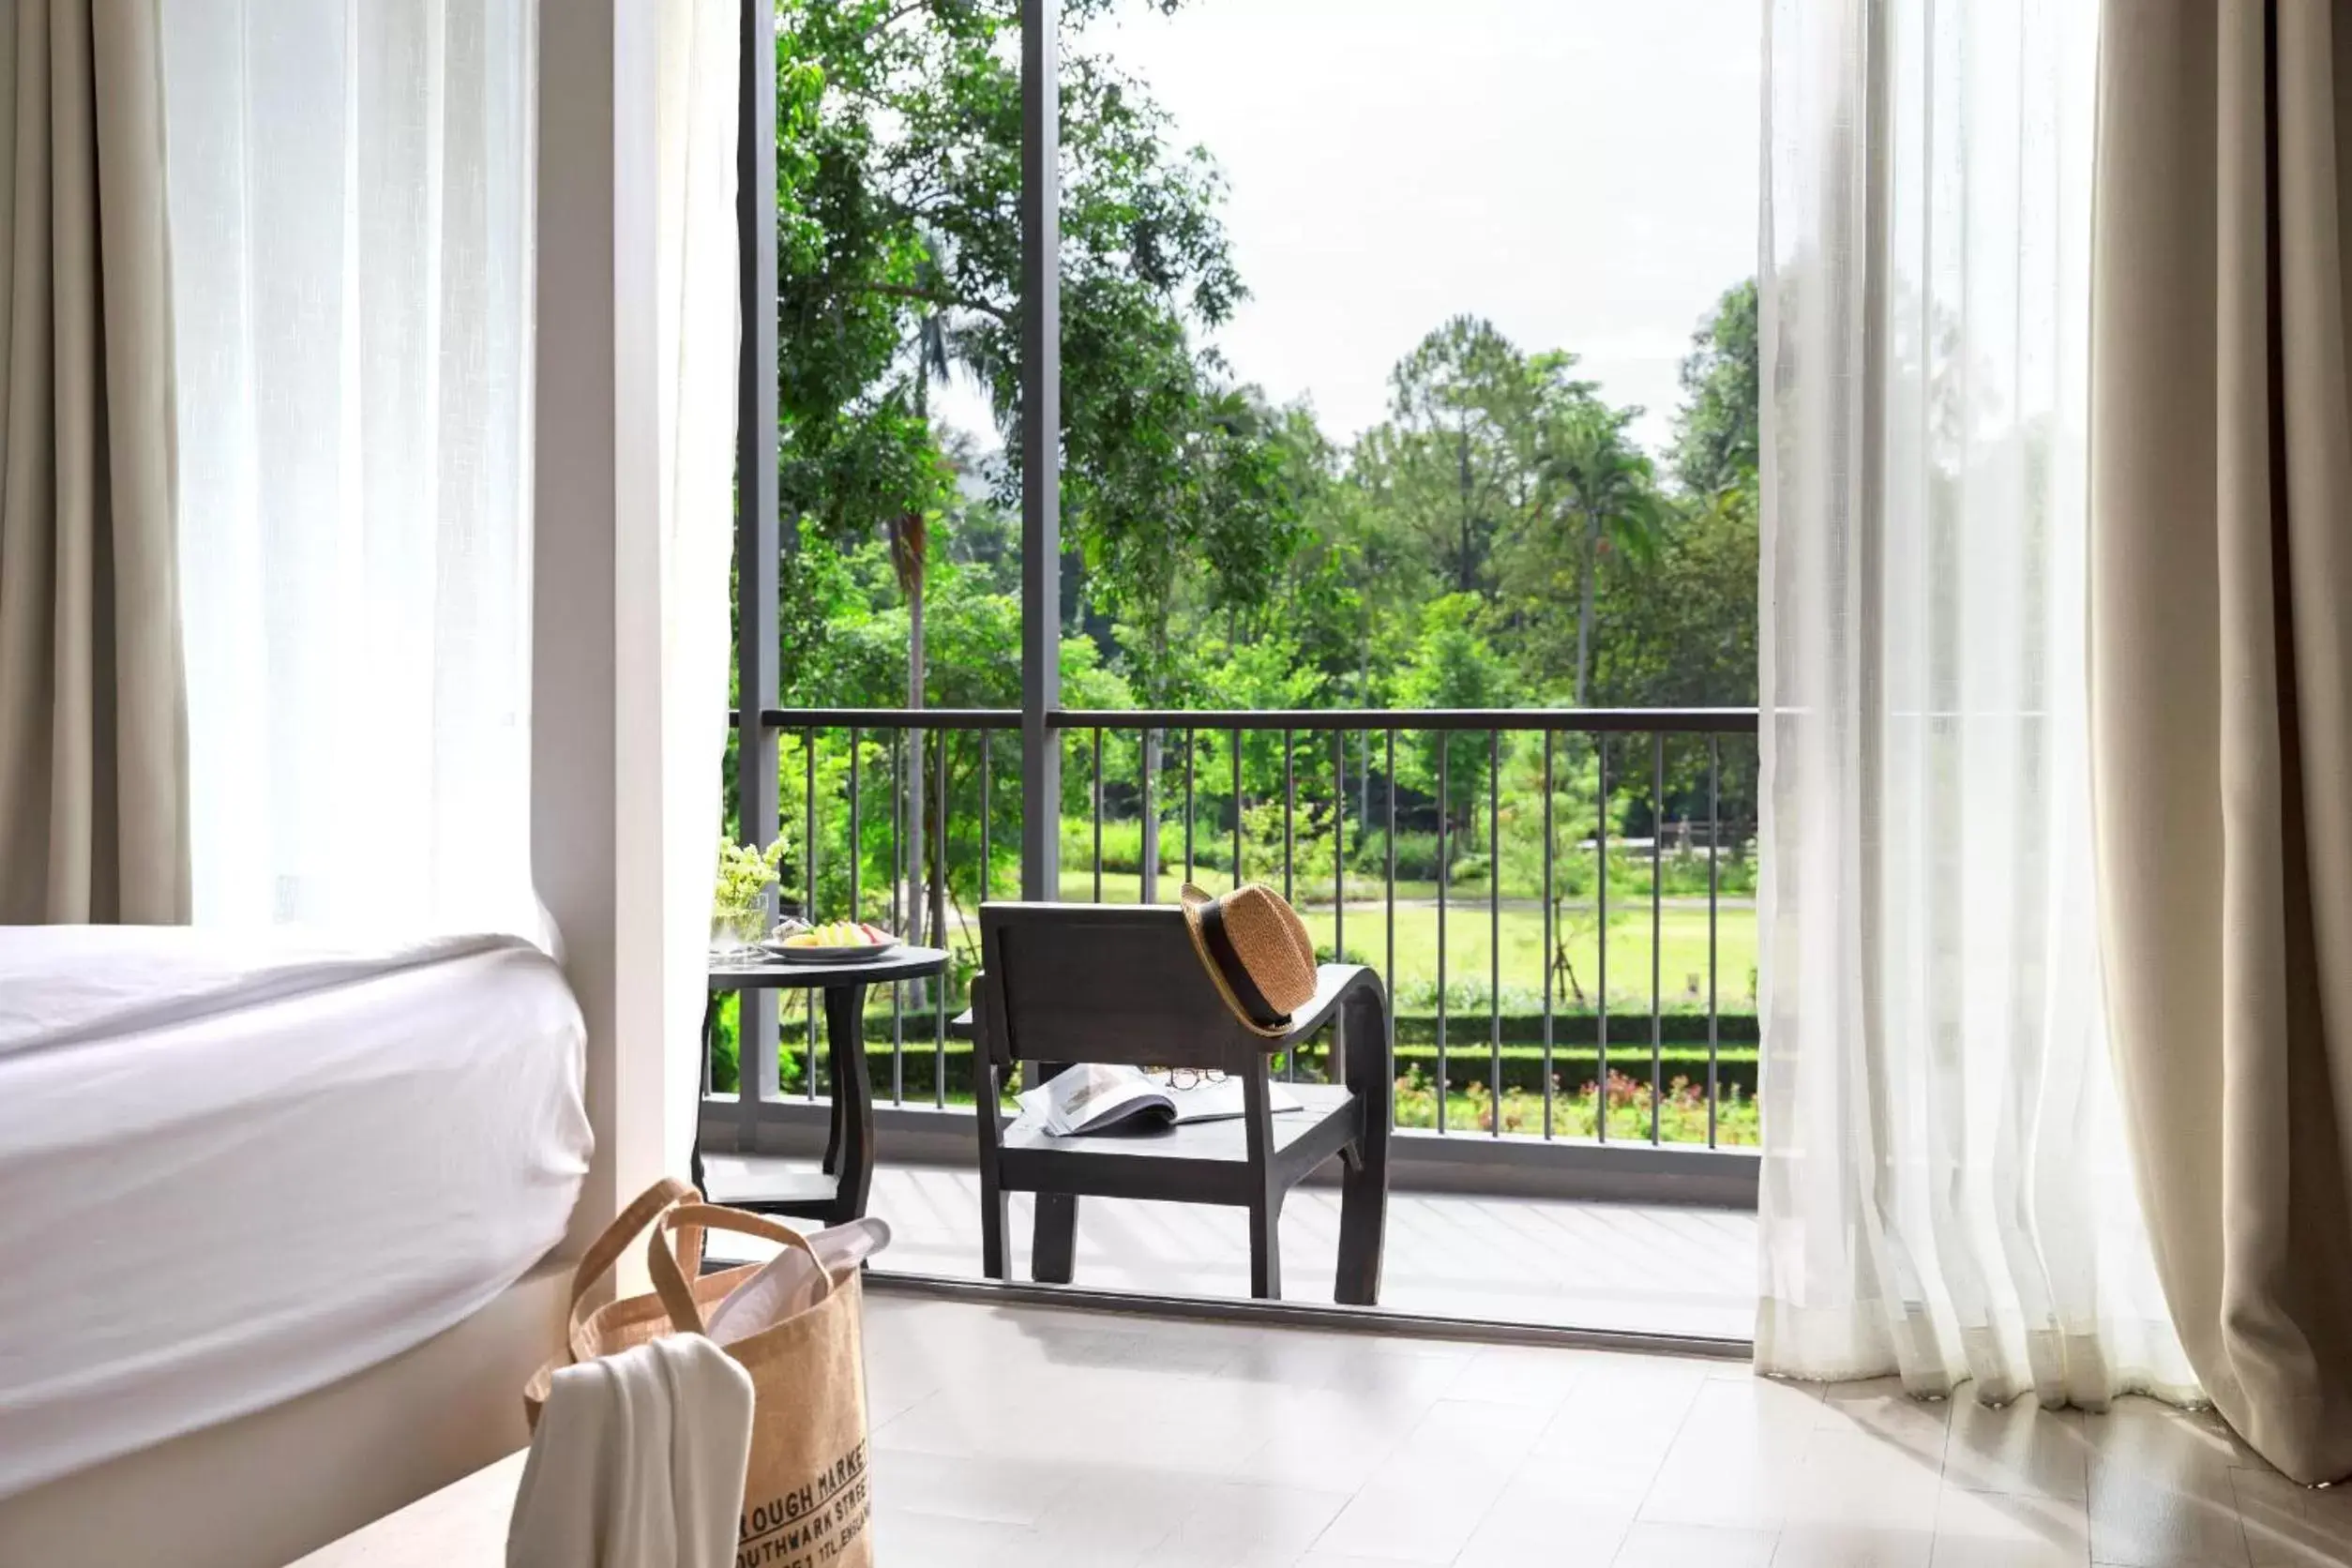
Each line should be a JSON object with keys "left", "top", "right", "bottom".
{"left": 890, "top": 231, "right": 957, "bottom": 948}
{"left": 1547, "top": 403, "right": 1662, "bottom": 706}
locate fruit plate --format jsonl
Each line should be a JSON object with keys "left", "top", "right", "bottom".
{"left": 757, "top": 939, "right": 902, "bottom": 964}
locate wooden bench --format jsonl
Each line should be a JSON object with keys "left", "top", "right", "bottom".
{"left": 970, "top": 902, "right": 1392, "bottom": 1303}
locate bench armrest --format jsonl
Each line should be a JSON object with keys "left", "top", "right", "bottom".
{"left": 1273, "top": 964, "right": 1387, "bottom": 1051}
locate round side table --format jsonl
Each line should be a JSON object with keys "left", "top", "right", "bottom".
{"left": 699, "top": 945, "right": 948, "bottom": 1226}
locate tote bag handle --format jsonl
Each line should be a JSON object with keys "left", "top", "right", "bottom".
{"left": 560, "top": 1176, "right": 698, "bottom": 1348}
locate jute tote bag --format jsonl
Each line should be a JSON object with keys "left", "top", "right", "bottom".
{"left": 524, "top": 1181, "right": 874, "bottom": 1568}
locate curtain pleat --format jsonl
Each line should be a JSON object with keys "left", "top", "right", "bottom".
{"left": 654, "top": 0, "right": 741, "bottom": 1177}
{"left": 0, "top": 0, "right": 189, "bottom": 926}
{"left": 160, "top": 0, "right": 537, "bottom": 936}
{"left": 2090, "top": 0, "right": 2352, "bottom": 1485}
{"left": 1756, "top": 0, "right": 2194, "bottom": 1406}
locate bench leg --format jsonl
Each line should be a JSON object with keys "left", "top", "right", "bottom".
{"left": 978, "top": 1175, "right": 1010, "bottom": 1281}
{"left": 1033, "top": 1194, "right": 1079, "bottom": 1285}
{"left": 1335, "top": 1142, "right": 1386, "bottom": 1306}
{"left": 1248, "top": 1190, "right": 1285, "bottom": 1301}
{"left": 1336, "top": 994, "right": 1391, "bottom": 1306}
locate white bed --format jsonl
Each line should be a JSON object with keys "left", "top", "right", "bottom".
{"left": 0, "top": 927, "right": 590, "bottom": 1506}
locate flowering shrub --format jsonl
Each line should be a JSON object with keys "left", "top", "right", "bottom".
{"left": 1392, "top": 1065, "right": 1756, "bottom": 1145}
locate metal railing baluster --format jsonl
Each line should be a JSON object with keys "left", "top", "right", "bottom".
{"left": 890, "top": 729, "right": 903, "bottom": 1095}
{"left": 1282, "top": 729, "right": 1295, "bottom": 905}
{"left": 979, "top": 729, "right": 991, "bottom": 904}
{"left": 1542, "top": 728, "right": 1555, "bottom": 1140}
{"left": 1183, "top": 729, "right": 1196, "bottom": 885}
{"left": 1709, "top": 734, "right": 1721, "bottom": 1150}
{"left": 1651, "top": 730, "right": 1665, "bottom": 1146}
{"left": 1597, "top": 733, "right": 1609, "bottom": 1143}
{"left": 1284, "top": 730, "right": 1297, "bottom": 1082}
{"left": 1437, "top": 735, "right": 1449, "bottom": 1135}
{"left": 935, "top": 727, "right": 949, "bottom": 1108}
{"left": 853, "top": 730, "right": 890, "bottom": 1104}
{"left": 1092, "top": 727, "right": 1104, "bottom": 903}
{"left": 1489, "top": 728, "right": 1501, "bottom": 1137}
{"left": 806, "top": 729, "right": 819, "bottom": 1100}
{"left": 1230, "top": 731, "right": 1243, "bottom": 888}
{"left": 1332, "top": 729, "right": 1345, "bottom": 974}
{"left": 1385, "top": 729, "right": 1397, "bottom": 1074}
{"left": 1139, "top": 727, "right": 1155, "bottom": 905}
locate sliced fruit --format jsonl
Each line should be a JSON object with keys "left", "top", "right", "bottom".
{"left": 788, "top": 918, "right": 889, "bottom": 948}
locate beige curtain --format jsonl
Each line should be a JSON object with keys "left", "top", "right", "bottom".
{"left": 2091, "top": 1, "right": 2352, "bottom": 1485}
{"left": 0, "top": 0, "right": 186, "bottom": 924}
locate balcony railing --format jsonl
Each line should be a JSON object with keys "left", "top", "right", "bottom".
{"left": 710, "top": 706, "right": 1758, "bottom": 1160}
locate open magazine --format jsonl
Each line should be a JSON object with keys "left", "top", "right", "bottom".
{"left": 1011, "top": 1062, "right": 1303, "bottom": 1138}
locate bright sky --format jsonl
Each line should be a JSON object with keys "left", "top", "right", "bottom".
{"left": 942, "top": 0, "right": 1762, "bottom": 459}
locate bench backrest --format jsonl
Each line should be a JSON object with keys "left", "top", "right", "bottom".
{"left": 976, "top": 902, "right": 1259, "bottom": 1071}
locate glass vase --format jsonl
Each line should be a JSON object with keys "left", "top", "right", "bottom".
{"left": 710, "top": 907, "right": 765, "bottom": 957}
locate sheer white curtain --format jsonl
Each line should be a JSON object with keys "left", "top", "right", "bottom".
{"left": 161, "top": 1, "right": 538, "bottom": 936}
{"left": 1756, "top": 0, "right": 2194, "bottom": 1404}
{"left": 650, "top": 0, "right": 741, "bottom": 1176}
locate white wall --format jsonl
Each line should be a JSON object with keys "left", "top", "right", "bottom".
{"left": 534, "top": 1, "right": 672, "bottom": 1273}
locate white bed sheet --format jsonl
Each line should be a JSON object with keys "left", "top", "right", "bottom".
{"left": 0, "top": 928, "right": 590, "bottom": 1499}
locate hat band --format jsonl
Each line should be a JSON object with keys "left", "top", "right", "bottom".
{"left": 1199, "top": 899, "right": 1289, "bottom": 1029}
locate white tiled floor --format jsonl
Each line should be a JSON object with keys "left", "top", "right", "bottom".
{"left": 704, "top": 1156, "right": 1758, "bottom": 1340}
{"left": 859, "top": 1294, "right": 2344, "bottom": 1568}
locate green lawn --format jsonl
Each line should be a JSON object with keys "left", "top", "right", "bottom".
{"left": 730, "top": 872, "right": 1763, "bottom": 1150}
{"left": 1042, "top": 868, "right": 1757, "bottom": 1016}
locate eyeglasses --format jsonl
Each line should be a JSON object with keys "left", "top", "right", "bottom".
{"left": 1153, "top": 1067, "right": 1228, "bottom": 1092}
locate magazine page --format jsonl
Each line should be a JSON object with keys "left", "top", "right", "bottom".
{"left": 1162, "top": 1078, "right": 1304, "bottom": 1125}
{"left": 1006, "top": 1064, "right": 1310, "bottom": 1137}
{"left": 1013, "top": 1063, "right": 1173, "bottom": 1137}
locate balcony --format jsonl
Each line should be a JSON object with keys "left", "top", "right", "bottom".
{"left": 700, "top": 704, "right": 1759, "bottom": 1345}
{"left": 717, "top": 0, "right": 1765, "bottom": 1346}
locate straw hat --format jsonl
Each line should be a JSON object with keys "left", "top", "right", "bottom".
{"left": 1180, "top": 882, "right": 1319, "bottom": 1037}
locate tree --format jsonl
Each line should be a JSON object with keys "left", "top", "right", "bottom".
{"left": 1352, "top": 317, "right": 1586, "bottom": 602}
{"left": 890, "top": 230, "right": 959, "bottom": 948}
{"left": 1668, "top": 279, "right": 1759, "bottom": 498}
{"left": 1546, "top": 402, "right": 1664, "bottom": 707}
{"left": 1592, "top": 485, "right": 1757, "bottom": 710}
{"left": 770, "top": 0, "right": 1277, "bottom": 671}
{"left": 769, "top": 0, "right": 1310, "bottom": 929}
{"left": 1075, "top": 376, "right": 1314, "bottom": 884}
{"left": 1394, "top": 595, "right": 1517, "bottom": 847}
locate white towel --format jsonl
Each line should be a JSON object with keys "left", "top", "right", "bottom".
{"left": 702, "top": 1217, "right": 892, "bottom": 1346}
{"left": 507, "top": 1334, "right": 755, "bottom": 1568}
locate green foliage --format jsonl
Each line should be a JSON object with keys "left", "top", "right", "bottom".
{"left": 1352, "top": 316, "right": 1588, "bottom": 602}
{"left": 1669, "top": 279, "right": 1760, "bottom": 498}
{"left": 1393, "top": 596, "right": 1516, "bottom": 837}
{"left": 1062, "top": 817, "right": 1176, "bottom": 877}
{"left": 770, "top": 0, "right": 1301, "bottom": 711}
{"left": 1354, "top": 829, "right": 1443, "bottom": 882}
{"left": 757, "top": 0, "right": 1765, "bottom": 908}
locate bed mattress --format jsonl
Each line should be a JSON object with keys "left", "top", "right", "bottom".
{"left": 0, "top": 928, "right": 590, "bottom": 1499}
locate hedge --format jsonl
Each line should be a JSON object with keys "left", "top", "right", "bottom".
{"left": 728, "top": 1009, "right": 1761, "bottom": 1101}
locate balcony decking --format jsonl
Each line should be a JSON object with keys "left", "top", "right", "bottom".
{"left": 701, "top": 1153, "right": 1756, "bottom": 1342}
